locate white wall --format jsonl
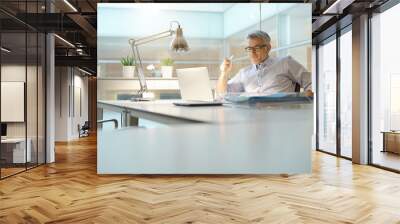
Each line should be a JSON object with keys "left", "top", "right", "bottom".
{"left": 98, "top": 4, "right": 224, "bottom": 38}
{"left": 55, "top": 67, "right": 89, "bottom": 141}
{"left": 71, "top": 74, "right": 89, "bottom": 138}
{"left": 1, "top": 65, "right": 34, "bottom": 137}
{"left": 55, "top": 67, "right": 69, "bottom": 141}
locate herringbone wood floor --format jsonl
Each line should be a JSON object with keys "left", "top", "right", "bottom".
{"left": 1, "top": 135, "right": 400, "bottom": 224}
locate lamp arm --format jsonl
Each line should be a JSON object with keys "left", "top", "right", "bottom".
{"left": 169, "top": 21, "right": 181, "bottom": 30}
{"left": 126, "top": 21, "right": 182, "bottom": 97}
{"left": 131, "top": 30, "right": 173, "bottom": 46}
{"left": 130, "top": 41, "right": 147, "bottom": 94}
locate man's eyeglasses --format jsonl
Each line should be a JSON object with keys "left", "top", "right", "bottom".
{"left": 245, "top": 45, "right": 267, "bottom": 53}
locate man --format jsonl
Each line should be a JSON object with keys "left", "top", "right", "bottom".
{"left": 217, "top": 30, "right": 313, "bottom": 96}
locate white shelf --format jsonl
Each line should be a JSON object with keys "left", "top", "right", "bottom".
{"left": 98, "top": 76, "right": 218, "bottom": 81}
{"left": 98, "top": 77, "right": 179, "bottom": 80}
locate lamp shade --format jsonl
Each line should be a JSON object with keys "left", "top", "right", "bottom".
{"left": 170, "top": 26, "right": 189, "bottom": 52}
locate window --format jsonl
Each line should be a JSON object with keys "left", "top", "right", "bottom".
{"left": 339, "top": 28, "right": 352, "bottom": 158}
{"left": 317, "top": 36, "right": 337, "bottom": 154}
{"left": 371, "top": 3, "right": 400, "bottom": 171}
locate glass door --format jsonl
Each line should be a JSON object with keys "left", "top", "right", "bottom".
{"left": 0, "top": 1, "right": 47, "bottom": 179}
{"left": 317, "top": 35, "right": 337, "bottom": 155}
{"left": 1, "top": 30, "right": 28, "bottom": 178}
{"left": 339, "top": 27, "right": 352, "bottom": 158}
{"left": 370, "top": 3, "right": 400, "bottom": 171}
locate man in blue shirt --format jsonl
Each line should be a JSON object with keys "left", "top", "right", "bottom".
{"left": 216, "top": 30, "right": 313, "bottom": 96}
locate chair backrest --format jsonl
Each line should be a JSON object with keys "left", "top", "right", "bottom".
{"left": 294, "top": 82, "right": 301, "bottom": 92}
{"left": 82, "top": 121, "right": 90, "bottom": 129}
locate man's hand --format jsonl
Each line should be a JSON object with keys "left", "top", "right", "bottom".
{"left": 304, "top": 89, "right": 313, "bottom": 97}
{"left": 220, "top": 58, "right": 232, "bottom": 74}
{"left": 217, "top": 59, "right": 233, "bottom": 95}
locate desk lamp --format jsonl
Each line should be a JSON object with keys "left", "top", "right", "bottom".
{"left": 128, "top": 21, "right": 189, "bottom": 100}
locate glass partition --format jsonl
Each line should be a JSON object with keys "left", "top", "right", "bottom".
{"left": 38, "top": 31, "right": 46, "bottom": 165}
{"left": 27, "top": 30, "right": 38, "bottom": 169}
{"left": 371, "top": 3, "right": 400, "bottom": 171}
{"left": 1, "top": 30, "right": 28, "bottom": 177}
{"left": 0, "top": 1, "right": 46, "bottom": 179}
{"left": 339, "top": 28, "right": 352, "bottom": 158}
{"left": 317, "top": 36, "right": 337, "bottom": 154}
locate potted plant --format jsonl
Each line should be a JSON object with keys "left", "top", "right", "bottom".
{"left": 160, "top": 58, "right": 174, "bottom": 78}
{"left": 120, "top": 56, "right": 136, "bottom": 78}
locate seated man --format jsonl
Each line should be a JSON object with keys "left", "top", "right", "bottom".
{"left": 217, "top": 30, "right": 313, "bottom": 96}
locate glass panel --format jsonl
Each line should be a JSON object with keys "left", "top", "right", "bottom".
{"left": 226, "top": 4, "right": 311, "bottom": 78}
{"left": 1, "top": 30, "right": 28, "bottom": 177}
{"left": 339, "top": 29, "right": 352, "bottom": 158}
{"left": 27, "top": 31, "right": 38, "bottom": 169}
{"left": 317, "top": 37, "right": 337, "bottom": 154}
{"left": 38, "top": 33, "right": 46, "bottom": 165}
{"left": 371, "top": 4, "right": 400, "bottom": 171}
{"left": 26, "top": 0, "right": 39, "bottom": 169}
{"left": 0, "top": 0, "right": 46, "bottom": 178}
{"left": 312, "top": 45, "right": 317, "bottom": 150}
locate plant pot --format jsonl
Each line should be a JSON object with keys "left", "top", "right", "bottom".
{"left": 161, "top": 66, "right": 173, "bottom": 78}
{"left": 122, "top": 66, "right": 135, "bottom": 78}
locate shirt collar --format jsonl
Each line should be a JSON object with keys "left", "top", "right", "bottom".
{"left": 253, "top": 56, "right": 274, "bottom": 71}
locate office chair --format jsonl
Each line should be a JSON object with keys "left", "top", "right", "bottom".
{"left": 294, "top": 82, "right": 301, "bottom": 93}
{"left": 78, "top": 121, "right": 90, "bottom": 138}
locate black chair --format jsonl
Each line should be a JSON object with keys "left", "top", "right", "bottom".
{"left": 294, "top": 82, "right": 301, "bottom": 93}
{"left": 78, "top": 121, "right": 90, "bottom": 138}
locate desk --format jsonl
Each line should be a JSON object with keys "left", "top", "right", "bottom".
{"left": 97, "top": 100, "right": 313, "bottom": 174}
{"left": 1, "top": 138, "right": 31, "bottom": 164}
{"left": 381, "top": 131, "right": 400, "bottom": 154}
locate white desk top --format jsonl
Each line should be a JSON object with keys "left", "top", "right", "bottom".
{"left": 97, "top": 100, "right": 314, "bottom": 174}
{"left": 98, "top": 100, "right": 313, "bottom": 124}
{"left": 1, "top": 138, "right": 27, "bottom": 143}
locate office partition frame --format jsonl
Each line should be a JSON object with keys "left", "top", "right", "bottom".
{"left": 315, "top": 0, "right": 400, "bottom": 173}
{"left": 0, "top": 1, "right": 48, "bottom": 180}
{"left": 315, "top": 24, "right": 352, "bottom": 161}
{"left": 367, "top": 0, "right": 400, "bottom": 173}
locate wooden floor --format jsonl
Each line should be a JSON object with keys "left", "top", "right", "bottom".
{"left": 1, "top": 135, "right": 400, "bottom": 224}
{"left": 0, "top": 167, "right": 26, "bottom": 178}
{"left": 373, "top": 151, "right": 400, "bottom": 171}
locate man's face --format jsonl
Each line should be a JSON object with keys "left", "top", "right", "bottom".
{"left": 246, "top": 37, "right": 270, "bottom": 65}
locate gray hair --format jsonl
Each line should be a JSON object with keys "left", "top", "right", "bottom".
{"left": 246, "top": 30, "right": 271, "bottom": 44}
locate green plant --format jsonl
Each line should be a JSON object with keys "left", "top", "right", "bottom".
{"left": 120, "top": 56, "right": 135, "bottom": 66}
{"left": 160, "top": 58, "right": 174, "bottom": 66}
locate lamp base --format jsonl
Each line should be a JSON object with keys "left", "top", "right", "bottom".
{"left": 131, "top": 97, "right": 151, "bottom": 102}
{"left": 130, "top": 92, "right": 154, "bottom": 101}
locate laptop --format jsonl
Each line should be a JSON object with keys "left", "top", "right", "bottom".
{"left": 174, "top": 67, "right": 222, "bottom": 106}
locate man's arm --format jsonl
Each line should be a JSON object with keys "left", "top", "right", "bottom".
{"left": 216, "top": 58, "right": 233, "bottom": 95}
{"left": 286, "top": 56, "right": 313, "bottom": 96}
{"left": 217, "top": 59, "right": 245, "bottom": 95}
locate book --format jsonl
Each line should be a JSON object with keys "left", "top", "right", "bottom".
{"left": 224, "top": 92, "right": 313, "bottom": 103}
